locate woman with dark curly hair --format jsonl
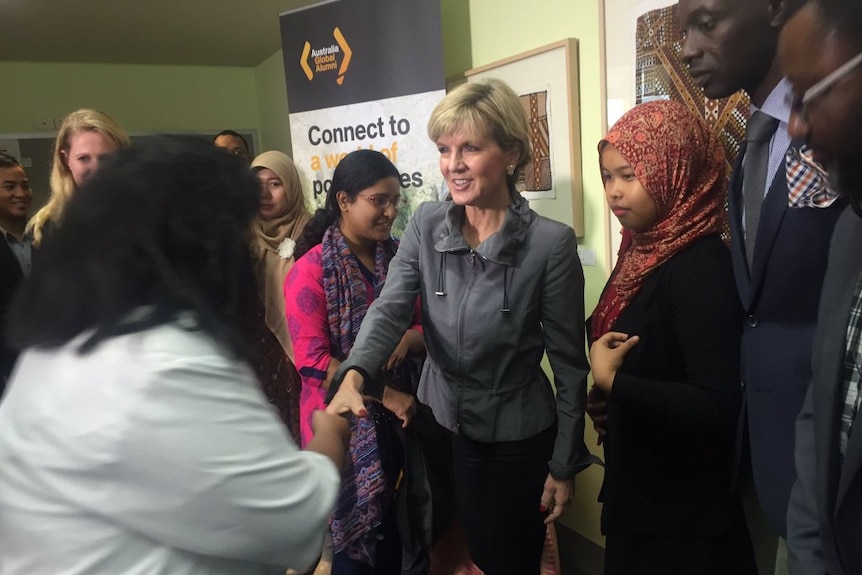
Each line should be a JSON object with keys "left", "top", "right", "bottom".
{"left": 0, "top": 137, "right": 350, "bottom": 575}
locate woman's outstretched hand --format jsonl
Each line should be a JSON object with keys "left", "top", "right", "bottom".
{"left": 325, "top": 369, "right": 368, "bottom": 418}
{"left": 307, "top": 410, "right": 352, "bottom": 472}
{"left": 589, "top": 331, "right": 640, "bottom": 394}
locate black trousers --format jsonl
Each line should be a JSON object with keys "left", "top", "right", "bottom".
{"left": 453, "top": 425, "right": 556, "bottom": 575}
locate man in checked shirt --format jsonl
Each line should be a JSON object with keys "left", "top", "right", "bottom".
{"left": 780, "top": 1, "right": 862, "bottom": 574}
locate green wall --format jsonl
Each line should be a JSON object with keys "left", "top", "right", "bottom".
{"left": 0, "top": 61, "right": 260, "bottom": 136}
{"left": 254, "top": 51, "right": 293, "bottom": 154}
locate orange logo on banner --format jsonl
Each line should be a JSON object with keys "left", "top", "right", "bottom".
{"left": 300, "top": 27, "right": 352, "bottom": 85}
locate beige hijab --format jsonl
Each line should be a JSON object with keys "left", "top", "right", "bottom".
{"left": 251, "top": 151, "right": 311, "bottom": 361}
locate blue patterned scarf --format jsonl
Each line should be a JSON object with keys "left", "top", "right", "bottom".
{"left": 322, "top": 222, "right": 397, "bottom": 565}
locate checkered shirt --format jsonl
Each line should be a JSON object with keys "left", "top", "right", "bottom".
{"left": 840, "top": 271, "right": 862, "bottom": 461}
{"left": 786, "top": 145, "right": 841, "bottom": 208}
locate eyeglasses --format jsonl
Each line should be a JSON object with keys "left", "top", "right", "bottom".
{"left": 358, "top": 194, "right": 403, "bottom": 209}
{"left": 790, "top": 52, "right": 862, "bottom": 121}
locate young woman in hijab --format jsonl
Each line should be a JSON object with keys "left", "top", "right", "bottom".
{"left": 249, "top": 151, "right": 311, "bottom": 442}
{"left": 285, "top": 149, "right": 424, "bottom": 575}
{"left": 587, "top": 100, "right": 756, "bottom": 575}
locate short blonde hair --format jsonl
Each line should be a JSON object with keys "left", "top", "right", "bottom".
{"left": 28, "top": 109, "right": 130, "bottom": 246}
{"left": 427, "top": 79, "right": 531, "bottom": 185}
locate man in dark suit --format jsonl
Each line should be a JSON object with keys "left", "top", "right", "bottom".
{"left": 679, "top": 0, "right": 845, "bottom": 571}
{"left": 0, "top": 152, "right": 32, "bottom": 396}
{"left": 779, "top": 2, "right": 862, "bottom": 573}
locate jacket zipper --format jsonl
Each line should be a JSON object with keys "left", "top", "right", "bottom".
{"left": 456, "top": 248, "right": 480, "bottom": 431}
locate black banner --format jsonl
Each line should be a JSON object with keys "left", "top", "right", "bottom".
{"left": 280, "top": 0, "right": 445, "bottom": 113}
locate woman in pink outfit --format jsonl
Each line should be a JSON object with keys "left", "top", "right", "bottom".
{"left": 285, "top": 149, "right": 424, "bottom": 575}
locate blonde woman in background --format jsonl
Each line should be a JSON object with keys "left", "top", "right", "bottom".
{"left": 248, "top": 150, "right": 312, "bottom": 444}
{"left": 27, "top": 108, "right": 130, "bottom": 247}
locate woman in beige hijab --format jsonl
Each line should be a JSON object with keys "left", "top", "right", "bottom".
{"left": 249, "top": 150, "right": 311, "bottom": 444}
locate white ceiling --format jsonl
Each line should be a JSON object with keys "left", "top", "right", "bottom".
{"left": 0, "top": 0, "right": 323, "bottom": 67}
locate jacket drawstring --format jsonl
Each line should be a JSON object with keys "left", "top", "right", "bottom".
{"left": 435, "top": 252, "right": 446, "bottom": 296}
{"left": 436, "top": 251, "right": 510, "bottom": 313}
{"left": 501, "top": 265, "right": 511, "bottom": 313}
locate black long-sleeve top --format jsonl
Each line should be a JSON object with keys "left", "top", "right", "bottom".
{"left": 595, "top": 234, "right": 744, "bottom": 536}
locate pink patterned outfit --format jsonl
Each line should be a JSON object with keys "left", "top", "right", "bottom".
{"left": 285, "top": 231, "right": 423, "bottom": 567}
{"left": 284, "top": 245, "right": 417, "bottom": 446}
{"left": 284, "top": 244, "right": 336, "bottom": 448}
{"left": 285, "top": 243, "right": 422, "bottom": 447}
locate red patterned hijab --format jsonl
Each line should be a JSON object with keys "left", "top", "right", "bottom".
{"left": 591, "top": 100, "right": 727, "bottom": 341}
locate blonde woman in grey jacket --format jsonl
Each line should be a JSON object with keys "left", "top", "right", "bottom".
{"left": 326, "top": 79, "right": 596, "bottom": 575}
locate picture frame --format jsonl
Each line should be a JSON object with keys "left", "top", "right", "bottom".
{"left": 464, "top": 39, "right": 584, "bottom": 237}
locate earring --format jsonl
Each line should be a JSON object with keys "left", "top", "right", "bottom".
{"left": 506, "top": 165, "right": 515, "bottom": 176}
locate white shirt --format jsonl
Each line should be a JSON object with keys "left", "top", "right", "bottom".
{"left": 0, "top": 320, "right": 339, "bottom": 575}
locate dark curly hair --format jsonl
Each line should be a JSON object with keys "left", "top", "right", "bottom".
{"left": 294, "top": 149, "right": 400, "bottom": 259}
{"left": 6, "top": 136, "right": 259, "bottom": 359}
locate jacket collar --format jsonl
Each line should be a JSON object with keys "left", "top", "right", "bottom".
{"left": 433, "top": 191, "right": 532, "bottom": 266}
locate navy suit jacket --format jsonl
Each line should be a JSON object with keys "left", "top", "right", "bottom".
{"left": 0, "top": 236, "right": 25, "bottom": 393}
{"left": 787, "top": 207, "right": 862, "bottom": 575}
{"left": 729, "top": 138, "right": 845, "bottom": 536}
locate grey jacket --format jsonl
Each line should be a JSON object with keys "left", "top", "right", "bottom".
{"left": 787, "top": 207, "right": 862, "bottom": 575}
{"left": 339, "top": 194, "right": 595, "bottom": 479}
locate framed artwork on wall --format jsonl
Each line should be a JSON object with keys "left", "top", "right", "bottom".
{"left": 602, "top": 0, "right": 747, "bottom": 263}
{"left": 464, "top": 39, "right": 584, "bottom": 237}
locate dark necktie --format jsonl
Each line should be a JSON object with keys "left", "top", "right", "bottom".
{"left": 743, "top": 110, "right": 780, "bottom": 266}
